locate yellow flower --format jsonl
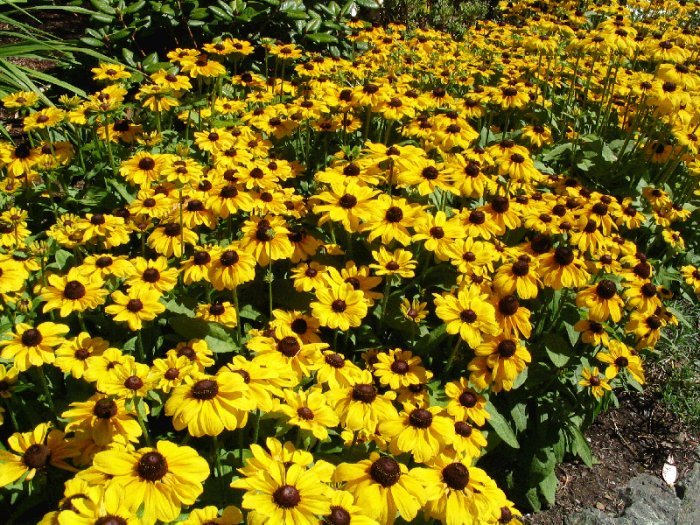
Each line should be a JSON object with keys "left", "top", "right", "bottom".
{"left": 91, "top": 62, "right": 132, "bottom": 81}
{"left": 0, "top": 423, "right": 77, "bottom": 487}
{"left": 445, "top": 378, "right": 490, "bottom": 426}
{"left": 62, "top": 393, "right": 142, "bottom": 446}
{"left": 311, "top": 282, "right": 369, "bottom": 331}
{"left": 0, "top": 321, "right": 69, "bottom": 371}
{"left": 326, "top": 370, "right": 398, "bottom": 433}
{"left": 372, "top": 348, "right": 428, "bottom": 390}
{"left": 414, "top": 453, "right": 509, "bottom": 525}
{"left": 40, "top": 268, "right": 107, "bottom": 317}
{"left": 379, "top": 402, "right": 455, "bottom": 462}
{"left": 579, "top": 367, "right": 612, "bottom": 399}
{"left": 334, "top": 452, "right": 425, "bottom": 525}
{"left": 434, "top": 285, "right": 499, "bottom": 348}
{"left": 232, "top": 460, "right": 331, "bottom": 524}
{"left": 369, "top": 247, "right": 416, "bottom": 279}
{"left": 276, "top": 388, "right": 340, "bottom": 441}
{"left": 105, "top": 288, "right": 166, "bottom": 331}
{"left": 92, "top": 441, "right": 209, "bottom": 525}
{"left": 596, "top": 340, "right": 645, "bottom": 385}
{"left": 165, "top": 372, "right": 254, "bottom": 437}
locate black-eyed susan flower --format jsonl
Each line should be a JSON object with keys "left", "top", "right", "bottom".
{"left": 0, "top": 321, "right": 69, "bottom": 371}
{"left": 55, "top": 332, "right": 109, "bottom": 379}
{"left": 149, "top": 354, "right": 196, "bottom": 393}
{"left": 232, "top": 459, "right": 331, "bottom": 524}
{"left": 415, "top": 453, "right": 508, "bottom": 525}
{"left": 373, "top": 348, "right": 428, "bottom": 390}
{"left": 434, "top": 285, "right": 499, "bottom": 348}
{"left": 579, "top": 366, "right": 612, "bottom": 399}
{"left": 452, "top": 420, "right": 488, "bottom": 459}
{"left": 165, "top": 372, "right": 254, "bottom": 437}
{"left": 246, "top": 332, "right": 325, "bottom": 380}
{"left": 125, "top": 257, "right": 178, "bottom": 295}
{"left": 92, "top": 441, "right": 209, "bottom": 525}
{"left": 576, "top": 279, "right": 625, "bottom": 322}
{"left": 369, "top": 246, "right": 416, "bottom": 279}
{"left": 445, "top": 379, "right": 490, "bottom": 426}
{"left": 469, "top": 336, "right": 531, "bottom": 392}
{"left": 326, "top": 370, "right": 398, "bottom": 433}
{"left": 360, "top": 195, "right": 421, "bottom": 246}
{"left": 62, "top": 393, "right": 142, "bottom": 446}
{"left": 537, "top": 245, "right": 590, "bottom": 289}
{"left": 105, "top": 288, "right": 166, "bottom": 331}
{"left": 334, "top": 453, "right": 425, "bottom": 525}
{"left": 40, "top": 268, "right": 107, "bottom": 317}
{"left": 208, "top": 245, "right": 257, "bottom": 290}
{"left": 596, "top": 340, "right": 644, "bottom": 385}
{"left": 181, "top": 505, "right": 243, "bottom": 525}
{"left": 0, "top": 423, "right": 77, "bottom": 487}
{"left": 101, "top": 361, "right": 152, "bottom": 398}
{"left": 311, "top": 282, "right": 368, "bottom": 331}
{"left": 196, "top": 300, "right": 238, "bottom": 328}
{"left": 276, "top": 388, "right": 339, "bottom": 441}
{"left": 379, "top": 402, "right": 454, "bottom": 462}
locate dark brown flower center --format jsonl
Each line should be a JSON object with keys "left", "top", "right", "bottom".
{"left": 126, "top": 299, "right": 143, "bottom": 312}
{"left": 220, "top": 250, "right": 239, "bottom": 266}
{"left": 164, "top": 368, "right": 180, "bottom": 380}
{"left": 64, "top": 280, "right": 86, "bottom": 300}
{"left": 339, "top": 194, "right": 357, "bottom": 209}
{"left": 290, "top": 318, "right": 308, "bottom": 334}
{"left": 192, "top": 379, "right": 219, "bottom": 400}
{"left": 512, "top": 260, "right": 529, "bottom": 276}
{"left": 297, "top": 407, "right": 314, "bottom": 420}
{"left": 325, "top": 352, "right": 345, "bottom": 368}
{"left": 391, "top": 360, "right": 409, "bottom": 374}
{"left": 138, "top": 158, "right": 156, "bottom": 171}
{"left": 23, "top": 444, "right": 51, "bottom": 469}
{"left": 277, "top": 336, "right": 301, "bottom": 357}
{"left": 442, "top": 463, "right": 470, "bottom": 490}
{"left": 554, "top": 246, "right": 575, "bottom": 266}
{"left": 324, "top": 506, "right": 351, "bottom": 525}
{"left": 273, "top": 485, "right": 301, "bottom": 508}
{"left": 641, "top": 283, "right": 657, "bottom": 297}
{"left": 142, "top": 268, "right": 160, "bottom": 283}
{"left": 498, "top": 295, "right": 520, "bottom": 316}
{"left": 596, "top": 279, "right": 617, "bottom": 300}
{"left": 137, "top": 451, "right": 168, "bottom": 481}
{"left": 455, "top": 421, "right": 473, "bottom": 437}
{"left": 93, "top": 398, "right": 118, "bottom": 419}
{"left": 370, "top": 457, "right": 401, "bottom": 487}
{"left": 124, "top": 375, "right": 144, "bottom": 391}
{"left": 459, "top": 391, "right": 478, "bottom": 407}
{"left": 469, "top": 210, "right": 486, "bottom": 225}
{"left": 408, "top": 408, "right": 433, "bottom": 428}
{"left": 460, "top": 309, "right": 477, "bottom": 323}
{"left": 385, "top": 206, "right": 404, "bottom": 223}
{"left": 352, "top": 384, "right": 377, "bottom": 403}
{"left": 209, "top": 303, "right": 225, "bottom": 315}
{"left": 21, "top": 328, "right": 43, "bottom": 347}
{"left": 331, "top": 300, "right": 347, "bottom": 313}
{"left": 498, "top": 340, "right": 517, "bottom": 357}
{"left": 615, "top": 356, "right": 629, "bottom": 368}
{"left": 96, "top": 256, "right": 113, "bottom": 268}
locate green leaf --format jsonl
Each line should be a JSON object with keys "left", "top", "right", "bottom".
{"left": 54, "top": 249, "right": 73, "bottom": 270}
{"left": 539, "top": 470, "right": 558, "bottom": 506}
{"left": 542, "top": 333, "right": 571, "bottom": 368}
{"left": 170, "top": 315, "right": 209, "bottom": 339}
{"left": 601, "top": 143, "right": 617, "bottom": 162}
{"left": 486, "top": 401, "right": 519, "bottom": 448}
{"left": 90, "top": 0, "right": 117, "bottom": 15}
{"left": 568, "top": 425, "right": 593, "bottom": 467}
{"left": 577, "top": 158, "right": 594, "bottom": 172}
{"left": 355, "top": 0, "right": 380, "bottom": 7}
{"left": 80, "top": 36, "right": 105, "bottom": 47}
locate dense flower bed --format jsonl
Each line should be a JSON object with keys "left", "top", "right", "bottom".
{"left": 0, "top": 0, "right": 699, "bottom": 523}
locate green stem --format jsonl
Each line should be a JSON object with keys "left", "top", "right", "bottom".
{"left": 36, "top": 367, "right": 56, "bottom": 422}
{"left": 134, "top": 396, "right": 152, "bottom": 446}
{"left": 3, "top": 397, "right": 19, "bottom": 431}
{"left": 377, "top": 276, "right": 393, "bottom": 335}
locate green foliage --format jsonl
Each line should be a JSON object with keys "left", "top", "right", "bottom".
{"left": 0, "top": 1, "right": 114, "bottom": 101}
{"left": 78, "top": 0, "right": 379, "bottom": 59}
{"left": 380, "top": 0, "right": 489, "bottom": 35}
